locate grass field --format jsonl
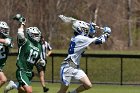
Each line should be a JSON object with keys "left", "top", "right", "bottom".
{"left": 1, "top": 82, "right": 140, "bottom": 93}
{"left": 3, "top": 50, "right": 140, "bottom": 93}
{"left": 5, "top": 55, "right": 140, "bottom": 85}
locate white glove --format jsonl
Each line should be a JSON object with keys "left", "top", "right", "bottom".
{"left": 39, "top": 59, "right": 46, "bottom": 66}
{"left": 103, "top": 27, "right": 111, "bottom": 34}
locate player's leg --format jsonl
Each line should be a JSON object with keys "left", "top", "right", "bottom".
{"left": 39, "top": 70, "right": 45, "bottom": 86}
{"left": 21, "top": 85, "right": 32, "bottom": 93}
{"left": 39, "top": 70, "right": 49, "bottom": 92}
{"left": 18, "top": 86, "right": 28, "bottom": 93}
{"left": 69, "top": 69, "right": 92, "bottom": 93}
{"left": 57, "top": 83, "right": 69, "bottom": 93}
{"left": 57, "top": 63, "right": 72, "bottom": 93}
{"left": 76, "top": 75, "right": 92, "bottom": 92}
{"left": 16, "top": 70, "right": 33, "bottom": 93}
{"left": 0, "top": 71, "right": 7, "bottom": 87}
{"left": 17, "top": 81, "right": 32, "bottom": 93}
{"left": 36, "top": 63, "right": 49, "bottom": 92}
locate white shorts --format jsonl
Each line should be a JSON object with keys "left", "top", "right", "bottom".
{"left": 60, "top": 63, "right": 87, "bottom": 86}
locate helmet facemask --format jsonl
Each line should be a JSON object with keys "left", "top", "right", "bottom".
{"left": 0, "top": 27, "right": 9, "bottom": 37}
{"left": 0, "top": 21, "right": 9, "bottom": 37}
{"left": 81, "top": 27, "right": 89, "bottom": 36}
{"left": 30, "top": 33, "right": 41, "bottom": 42}
{"left": 26, "top": 27, "right": 41, "bottom": 43}
{"left": 72, "top": 20, "right": 89, "bottom": 36}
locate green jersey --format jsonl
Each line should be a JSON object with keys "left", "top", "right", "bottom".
{"left": 0, "top": 37, "right": 13, "bottom": 69}
{"left": 16, "top": 39, "right": 42, "bottom": 72}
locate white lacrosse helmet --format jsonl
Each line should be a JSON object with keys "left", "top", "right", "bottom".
{"left": 26, "top": 27, "right": 41, "bottom": 42}
{"left": 72, "top": 20, "right": 89, "bottom": 36}
{"left": 0, "top": 21, "right": 9, "bottom": 37}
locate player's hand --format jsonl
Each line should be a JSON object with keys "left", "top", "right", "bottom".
{"left": 13, "top": 14, "right": 26, "bottom": 24}
{"left": 103, "top": 26, "right": 111, "bottom": 38}
{"left": 103, "top": 26, "right": 111, "bottom": 37}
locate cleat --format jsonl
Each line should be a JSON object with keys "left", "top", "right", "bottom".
{"left": 43, "top": 87, "right": 49, "bottom": 92}
{"left": 4, "top": 81, "right": 16, "bottom": 93}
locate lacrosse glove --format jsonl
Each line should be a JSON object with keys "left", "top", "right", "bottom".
{"left": 13, "top": 14, "right": 26, "bottom": 23}
{"left": 103, "top": 26, "right": 111, "bottom": 38}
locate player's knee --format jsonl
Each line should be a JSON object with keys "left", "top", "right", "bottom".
{"left": 84, "top": 83, "right": 92, "bottom": 90}
{"left": 18, "top": 87, "right": 26, "bottom": 93}
{"left": 26, "top": 90, "right": 32, "bottom": 93}
{"left": 23, "top": 87, "right": 32, "bottom": 93}
{"left": 1, "top": 77, "right": 7, "bottom": 84}
{"left": 88, "top": 83, "right": 92, "bottom": 89}
{"left": 26, "top": 88, "right": 33, "bottom": 93}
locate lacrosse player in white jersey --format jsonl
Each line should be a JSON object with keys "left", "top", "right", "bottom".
{"left": 57, "top": 15, "right": 111, "bottom": 93}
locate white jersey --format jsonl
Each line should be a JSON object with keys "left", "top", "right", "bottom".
{"left": 40, "top": 41, "right": 52, "bottom": 60}
{"left": 64, "top": 35, "right": 99, "bottom": 65}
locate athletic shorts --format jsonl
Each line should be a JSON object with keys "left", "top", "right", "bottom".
{"left": 16, "top": 69, "right": 33, "bottom": 87}
{"left": 35, "top": 60, "right": 47, "bottom": 73}
{"left": 60, "top": 62, "right": 87, "bottom": 86}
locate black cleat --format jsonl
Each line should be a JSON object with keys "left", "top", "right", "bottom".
{"left": 43, "top": 87, "right": 49, "bottom": 92}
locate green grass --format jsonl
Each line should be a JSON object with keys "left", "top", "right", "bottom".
{"left": 1, "top": 82, "right": 140, "bottom": 93}
{"left": 3, "top": 49, "right": 140, "bottom": 92}
{"left": 3, "top": 52, "right": 140, "bottom": 84}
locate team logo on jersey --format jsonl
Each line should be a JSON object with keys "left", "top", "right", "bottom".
{"left": 29, "top": 43, "right": 39, "bottom": 51}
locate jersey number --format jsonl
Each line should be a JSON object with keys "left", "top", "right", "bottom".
{"left": 27, "top": 49, "right": 38, "bottom": 64}
{"left": 68, "top": 41, "right": 76, "bottom": 54}
{"left": 0, "top": 46, "right": 6, "bottom": 59}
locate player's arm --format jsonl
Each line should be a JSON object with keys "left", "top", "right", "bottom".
{"left": 16, "top": 23, "right": 27, "bottom": 46}
{"left": 46, "top": 43, "right": 52, "bottom": 57}
{"left": 17, "top": 23, "right": 26, "bottom": 40}
{"left": 93, "top": 27, "right": 111, "bottom": 44}
{"left": 47, "top": 50, "right": 52, "bottom": 57}
{"left": 13, "top": 14, "right": 26, "bottom": 44}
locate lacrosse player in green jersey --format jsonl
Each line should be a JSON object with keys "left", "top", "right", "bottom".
{"left": 0, "top": 21, "right": 13, "bottom": 88}
{"left": 4, "top": 14, "right": 45, "bottom": 93}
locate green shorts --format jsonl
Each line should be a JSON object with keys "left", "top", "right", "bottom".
{"left": 16, "top": 69, "right": 33, "bottom": 87}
